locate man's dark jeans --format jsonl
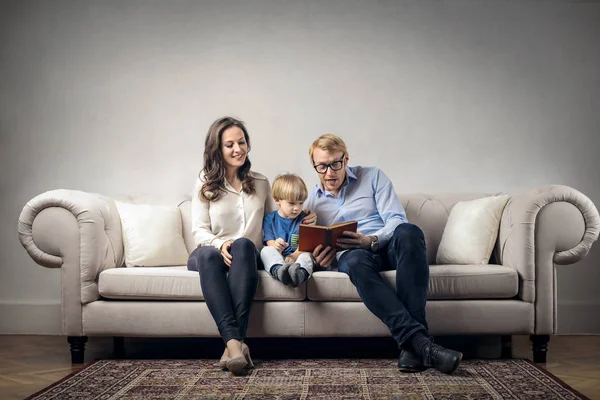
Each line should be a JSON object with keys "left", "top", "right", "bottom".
{"left": 338, "top": 223, "right": 429, "bottom": 346}
{"left": 187, "top": 238, "right": 261, "bottom": 344}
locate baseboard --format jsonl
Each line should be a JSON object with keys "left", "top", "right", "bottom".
{"left": 557, "top": 301, "right": 600, "bottom": 334}
{"left": 0, "top": 302, "right": 62, "bottom": 334}
{"left": 0, "top": 301, "right": 598, "bottom": 335}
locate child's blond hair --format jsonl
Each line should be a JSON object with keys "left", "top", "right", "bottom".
{"left": 271, "top": 174, "right": 308, "bottom": 202}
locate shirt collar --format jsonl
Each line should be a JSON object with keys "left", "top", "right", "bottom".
{"left": 221, "top": 171, "right": 266, "bottom": 193}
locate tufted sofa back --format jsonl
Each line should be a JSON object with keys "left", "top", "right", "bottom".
{"left": 177, "top": 192, "right": 497, "bottom": 265}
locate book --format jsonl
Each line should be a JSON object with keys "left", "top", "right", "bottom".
{"left": 297, "top": 220, "right": 358, "bottom": 252}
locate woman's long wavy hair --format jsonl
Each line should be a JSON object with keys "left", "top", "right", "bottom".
{"left": 199, "top": 116, "right": 255, "bottom": 202}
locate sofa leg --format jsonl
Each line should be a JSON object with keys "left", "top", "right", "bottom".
{"left": 529, "top": 334, "right": 550, "bottom": 363}
{"left": 501, "top": 335, "right": 512, "bottom": 358}
{"left": 67, "top": 336, "right": 88, "bottom": 364}
{"left": 113, "top": 336, "right": 125, "bottom": 358}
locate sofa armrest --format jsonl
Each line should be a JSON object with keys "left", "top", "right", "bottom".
{"left": 497, "top": 184, "right": 599, "bottom": 334}
{"left": 18, "top": 189, "right": 124, "bottom": 335}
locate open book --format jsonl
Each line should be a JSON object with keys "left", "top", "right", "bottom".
{"left": 297, "top": 221, "right": 358, "bottom": 252}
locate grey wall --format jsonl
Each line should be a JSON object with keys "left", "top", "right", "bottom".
{"left": 1, "top": 0, "right": 599, "bottom": 334}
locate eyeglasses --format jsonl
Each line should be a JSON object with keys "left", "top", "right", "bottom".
{"left": 313, "top": 154, "right": 345, "bottom": 174}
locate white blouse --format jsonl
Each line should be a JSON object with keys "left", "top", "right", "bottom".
{"left": 191, "top": 171, "right": 276, "bottom": 251}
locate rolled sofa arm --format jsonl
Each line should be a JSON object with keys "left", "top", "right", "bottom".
{"left": 497, "top": 184, "right": 599, "bottom": 334}
{"left": 18, "top": 189, "right": 124, "bottom": 335}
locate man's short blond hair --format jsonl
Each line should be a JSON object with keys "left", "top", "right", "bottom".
{"left": 308, "top": 133, "right": 348, "bottom": 163}
{"left": 271, "top": 174, "right": 308, "bottom": 202}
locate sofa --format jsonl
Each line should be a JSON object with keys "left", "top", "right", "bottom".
{"left": 17, "top": 184, "right": 600, "bottom": 364}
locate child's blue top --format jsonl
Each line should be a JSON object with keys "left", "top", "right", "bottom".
{"left": 262, "top": 210, "right": 307, "bottom": 256}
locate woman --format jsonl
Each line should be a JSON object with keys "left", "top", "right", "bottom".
{"left": 187, "top": 116, "right": 314, "bottom": 375}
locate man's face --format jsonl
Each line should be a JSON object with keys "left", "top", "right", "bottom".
{"left": 312, "top": 148, "right": 348, "bottom": 196}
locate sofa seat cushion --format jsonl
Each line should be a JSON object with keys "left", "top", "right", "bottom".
{"left": 99, "top": 267, "right": 306, "bottom": 301}
{"left": 307, "top": 264, "right": 518, "bottom": 301}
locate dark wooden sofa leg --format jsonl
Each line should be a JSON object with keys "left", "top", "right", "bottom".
{"left": 113, "top": 336, "right": 125, "bottom": 358}
{"left": 67, "top": 336, "right": 88, "bottom": 364}
{"left": 530, "top": 334, "right": 550, "bottom": 363}
{"left": 501, "top": 335, "right": 512, "bottom": 358}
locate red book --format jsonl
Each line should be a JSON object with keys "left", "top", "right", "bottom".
{"left": 297, "top": 221, "right": 358, "bottom": 252}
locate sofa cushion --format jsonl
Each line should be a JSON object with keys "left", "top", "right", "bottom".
{"left": 99, "top": 264, "right": 518, "bottom": 302}
{"left": 307, "top": 265, "right": 518, "bottom": 301}
{"left": 115, "top": 201, "right": 189, "bottom": 267}
{"left": 436, "top": 195, "right": 510, "bottom": 265}
{"left": 98, "top": 267, "right": 306, "bottom": 301}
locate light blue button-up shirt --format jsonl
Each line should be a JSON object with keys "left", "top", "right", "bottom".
{"left": 305, "top": 165, "right": 408, "bottom": 250}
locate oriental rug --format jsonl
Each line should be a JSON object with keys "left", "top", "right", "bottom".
{"left": 26, "top": 358, "right": 589, "bottom": 400}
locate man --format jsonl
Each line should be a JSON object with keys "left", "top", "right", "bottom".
{"left": 305, "top": 133, "right": 462, "bottom": 375}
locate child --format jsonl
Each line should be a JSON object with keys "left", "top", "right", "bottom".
{"left": 261, "top": 174, "right": 314, "bottom": 287}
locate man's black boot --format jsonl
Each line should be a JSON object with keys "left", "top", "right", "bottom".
{"left": 422, "top": 342, "right": 462, "bottom": 375}
{"left": 398, "top": 348, "right": 427, "bottom": 373}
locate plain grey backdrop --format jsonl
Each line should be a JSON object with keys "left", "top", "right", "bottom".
{"left": 1, "top": 0, "right": 599, "bottom": 334}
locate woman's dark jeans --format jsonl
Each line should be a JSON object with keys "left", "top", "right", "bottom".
{"left": 187, "top": 238, "right": 261, "bottom": 344}
{"left": 338, "top": 223, "right": 430, "bottom": 347}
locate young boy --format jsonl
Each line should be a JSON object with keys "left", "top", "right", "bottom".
{"left": 261, "top": 174, "right": 314, "bottom": 287}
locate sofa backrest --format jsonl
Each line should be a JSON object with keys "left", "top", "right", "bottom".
{"left": 179, "top": 192, "right": 498, "bottom": 265}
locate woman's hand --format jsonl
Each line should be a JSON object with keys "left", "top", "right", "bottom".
{"left": 312, "top": 244, "right": 335, "bottom": 268}
{"left": 336, "top": 231, "right": 372, "bottom": 250}
{"left": 302, "top": 210, "right": 317, "bottom": 226}
{"left": 220, "top": 240, "right": 233, "bottom": 267}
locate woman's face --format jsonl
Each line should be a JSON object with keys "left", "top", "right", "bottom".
{"left": 220, "top": 126, "right": 248, "bottom": 171}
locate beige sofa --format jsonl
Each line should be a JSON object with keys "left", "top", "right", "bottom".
{"left": 17, "top": 185, "right": 599, "bottom": 364}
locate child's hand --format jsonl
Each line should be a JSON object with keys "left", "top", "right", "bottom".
{"left": 274, "top": 238, "right": 288, "bottom": 253}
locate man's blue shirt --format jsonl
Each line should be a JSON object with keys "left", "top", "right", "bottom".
{"left": 304, "top": 166, "right": 407, "bottom": 249}
{"left": 262, "top": 210, "right": 307, "bottom": 256}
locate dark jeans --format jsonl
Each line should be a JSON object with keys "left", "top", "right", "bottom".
{"left": 187, "top": 238, "right": 261, "bottom": 344}
{"left": 338, "top": 223, "right": 430, "bottom": 347}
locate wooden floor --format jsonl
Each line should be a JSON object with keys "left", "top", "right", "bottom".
{"left": 0, "top": 335, "right": 598, "bottom": 399}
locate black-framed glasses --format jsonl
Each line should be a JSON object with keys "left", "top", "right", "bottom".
{"left": 313, "top": 153, "right": 346, "bottom": 174}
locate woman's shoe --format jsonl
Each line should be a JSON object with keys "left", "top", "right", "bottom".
{"left": 225, "top": 340, "right": 249, "bottom": 375}
{"left": 219, "top": 348, "right": 229, "bottom": 370}
{"left": 241, "top": 342, "right": 254, "bottom": 368}
{"left": 225, "top": 353, "right": 248, "bottom": 376}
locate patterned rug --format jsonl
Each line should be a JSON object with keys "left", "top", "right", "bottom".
{"left": 26, "top": 359, "right": 589, "bottom": 400}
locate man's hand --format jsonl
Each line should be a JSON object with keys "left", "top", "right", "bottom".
{"left": 302, "top": 210, "right": 317, "bottom": 226}
{"left": 220, "top": 240, "right": 234, "bottom": 267}
{"left": 336, "top": 231, "right": 373, "bottom": 250}
{"left": 312, "top": 244, "right": 335, "bottom": 268}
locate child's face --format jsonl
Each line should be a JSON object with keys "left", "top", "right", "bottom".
{"left": 276, "top": 199, "right": 305, "bottom": 219}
